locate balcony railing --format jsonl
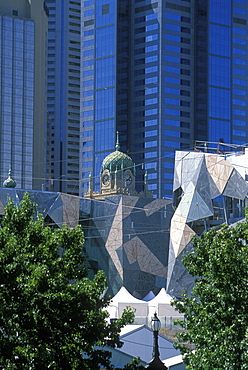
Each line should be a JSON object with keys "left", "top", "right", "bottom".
{"left": 194, "top": 140, "right": 247, "bottom": 155}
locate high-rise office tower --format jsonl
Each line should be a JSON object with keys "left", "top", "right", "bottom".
{"left": 45, "top": 0, "right": 81, "bottom": 195}
{"left": 0, "top": 0, "right": 47, "bottom": 190}
{"left": 81, "top": 0, "right": 248, "bottom": 199}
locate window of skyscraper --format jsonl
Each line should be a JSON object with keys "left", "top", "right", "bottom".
{"left": 210, "top": 0, "right": 231, "bottom": 25}
{"left": 96, "top": 0, "right": 115, "bottom": 26}
{"left": 96, "top": 26, "right": 115, "bottom": 58}
{"left": 210, "top": 24, "right": 231, "bottom": 56}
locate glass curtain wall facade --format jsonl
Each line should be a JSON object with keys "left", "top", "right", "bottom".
{"left": 0, "top": 15, "right": 34, "bottom": 189}
{"left": 81, "top": 0, "right": 248, "bottom": 199}
{"left": 0, "top": 1, "right": 47, "bottom": 190}
{"left": 45, "top": 0, "right": 81, "bottom": 195}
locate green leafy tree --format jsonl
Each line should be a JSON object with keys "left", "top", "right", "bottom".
{"left": 172, "top": 220, "right": 248, "bottom": 370}
{"left": 0, "top": 193, "right": 134, "bottom": 369}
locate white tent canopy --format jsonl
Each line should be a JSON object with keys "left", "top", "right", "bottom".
{"left": 148, "top": 288, "right": 181, "bottom": 317}
{"left": 106, "top": 287, "right": 183, "bottom": 321}
{"left": 108, "top": 287, "right": 148, "bottom": 318}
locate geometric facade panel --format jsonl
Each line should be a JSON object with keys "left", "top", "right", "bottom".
{"left": 223, "top": 168, "right": 248, "bottom": 200}
{"left": 144, "top": 198, "right": 171, "bottom": 217}
{"left": 82, "top": 195, "right": 173, "bottom": 298}
{"left": 175, "top": 151, "right": 204, "bottom": 192}
{"left": 170, "top": 211, "right": 195, "bottom": 258}
{"left": 106, "top": 199, "right": 124, "bottom": 279}
{"left": 205, "top": 154, "right": 233, "bottom": 193}
{"left": 168, "top": 150, "right": 248, "bottom": 298}
{"left": 123, "top": 236, "right": 167, "bottom": 278}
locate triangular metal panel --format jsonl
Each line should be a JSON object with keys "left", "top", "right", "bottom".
{"left": 144, "top": 198, "right": 170, "bottom": 217}
{"left": 106, "top": 198, "right": 123, "bottom": 278}
{"left": 181, "top": 153, "right": 204, "bottom": 191}
{"left": 122, "top": 195, "right": 139, "bottom": 218}
{"left": 223, "top": 168, "right": 248, "bottom": 200}
{"left": 173, "top": 169, "right": 181, "bottom": 191}
{"left": 194, "top": 158, "right": 214, "bottom": 211}
{"left": 208, "top": 172, "right": 221, "bottom": 199}
{"left": 177, "top": 181, "right": 195, "bottom": 219}
{"left": 186, "top": 190, "right": 214, "bottom": 222}
{"left": 166, "top": 240, "right": 176, "bottom": 291}
{"left": 206, "top": 155, "right": 233, "bottom": 193}
{"left": 47, "top": 196, "right": 63, "bottom": 226}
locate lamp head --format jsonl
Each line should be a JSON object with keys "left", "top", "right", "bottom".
{"left": 151, "top": 312, "right": 161, "bottom": 332}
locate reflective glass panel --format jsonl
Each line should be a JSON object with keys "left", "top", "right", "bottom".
{"left": 96, "top": 26, "right": 115, "bottom": 58}
{"left": 210, "top": 25, "right": 231, "bottom": 57}
{"left": 209, "top": 119, "right": 230, "bottom": 142}
{"left": 209, "top": 87, "right": 230, "bottom": 119}
{"left": 210, "top": 0, "right": 231, "bottom": 25}
{"left": 209, "top": 56, "right": 230, "bottom": 88}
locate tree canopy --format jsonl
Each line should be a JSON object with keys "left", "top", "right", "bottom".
{"left": 172, "top": 218, "right": 248, "bottom": 370}
{"left": 0, "top": 193, "right": 134, "bottom": 369}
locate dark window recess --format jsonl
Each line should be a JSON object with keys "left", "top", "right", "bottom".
{"left": 181, "top": 58, "right": 190, "bottom": 65}
{"left": 134, "top": 122, "right": 144, "bottom": 128}
{"left": 135, "top": 132, "right": 144, "bottom": 139}
{"left": 166, "top": 2, "right": 190, "bottom": 12}
{"left": 135, "top": 27, "right": 145, "bottom": 34}
{"left": 135, "top": 16, "right": 145, "bottom": 23}
{"left": 181, "top": 16, "right": 191, "bottom": 23}
{"left": 181, "top": 101, "right": 190, "bottom": 107}
{"left": 181, "top": 37, "right": 191, "bottom": 44}
{"left": 134, "top": 143, "right": 144, "bottom": 150}
{"left": 198, "top": 9, "right": 207, "bottom": 17}
{"left": 181, "top": 79, "right": 190, "bottom": 86}
{"left": 181, "top": 122, "right": 190, "bottom": 128}
{"left": 134, "top": 79, "right": 145, "bottom": 86}
{"left": 134, "top": 69, "right": 145, "bottom": 76}
{"left": 233, "top": 17, "right": 246, "bottom": 25}
{"left": 134, "top": 58, "right": 145, "bottom": 65}
{"left": 84, "top": 19, "right": 94, "bottom": 26}
{"left": 180, "top": 142, "right": 190, "bottom": 149}
{"left": 181, "top": 27, "right": 190, "bottom": 33}
{"left": 102, "top": 4, "right": 109, "bottom": 15}
{"left": 134, "top": 101, "right": 144, "bottom": 107}
{"left": 181, "top": 69, "right": 190, "bottom": 76}
{"left": 134, "top": 111, "right": 144, "bottom": 118}
{"left": 181, "top": 132, "right": 190, "bottom": 139}
{"left": 181, "top": 48, "right": 191, "bottom": 55}
{"left": 135, "top": 3, "right": 158, "bottom": 13}
{"left": 12, "top": 9, "right": 18, "bottom": 16}
{"left": 181, "top": 111, "right": 190, "bottom": 118}
{"left": 134, "top": 90, "right": 145, "bottom": 97}
{"left": 181, "top": 90, "right": 190, "bottom": 96}
{"left": 135, "top": 37, "right": 145, "bottom": 44}
{"left": 134, "top": 47, "right": 145, "bottom": 55}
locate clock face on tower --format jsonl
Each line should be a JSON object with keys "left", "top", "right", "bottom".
{"left": 102, "top": 173, "right": 110, "bottom": 186}
{"left": 124, "top": 173, "right": 132, "bottom": 186}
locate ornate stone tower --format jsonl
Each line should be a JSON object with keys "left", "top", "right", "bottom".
{"left": 85, "top": 133, "right": 140, "bottom": 199}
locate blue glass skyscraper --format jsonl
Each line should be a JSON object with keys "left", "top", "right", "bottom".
{"left": 80, "top": 0, "right": 248, "bottom": 199}
{"left": 0, "top": 1, "right": 47, "bottom": 190}
{"left": 45, "top": 0, "right": 81, "bottom": 195}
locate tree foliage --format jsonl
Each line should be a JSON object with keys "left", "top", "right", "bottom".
{"left": 172, "top": 219, "right": 248, "bottom": 370}
{"left": 0, "top": 193, "right": 135, "bottom": 369}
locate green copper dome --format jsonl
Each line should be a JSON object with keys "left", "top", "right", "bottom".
{"left": 101, "top": 149, "right": 134, "bottom": 174}
{"left": 3, "top": 169, "right": 16, "bottom": 188}
{"left": 101, "top": 132, "right": 135, "bottom": 175}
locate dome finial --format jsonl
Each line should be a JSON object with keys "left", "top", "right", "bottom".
{"left": 3, "top": 168, "right": 16, "bottom": 188}
{"left": 115, "top": 131, "right": 120, "bottom": 151}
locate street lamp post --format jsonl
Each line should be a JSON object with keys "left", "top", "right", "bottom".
{"left": 146, "top": 313, "right": 168, "bottom": 370}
